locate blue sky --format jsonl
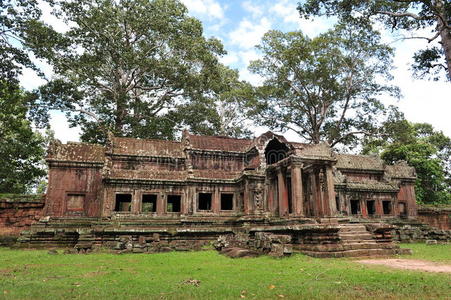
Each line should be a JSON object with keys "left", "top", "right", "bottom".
{"left": 20, "top": 0, "right": 450, "bottom": 142}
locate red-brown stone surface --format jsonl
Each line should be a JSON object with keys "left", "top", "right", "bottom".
{"left": 0, "top": 195, "right": 44, "bottom": 235}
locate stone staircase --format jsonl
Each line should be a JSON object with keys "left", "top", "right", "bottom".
{"left": 297, "top": 223, "right": 410, "bottom": 258}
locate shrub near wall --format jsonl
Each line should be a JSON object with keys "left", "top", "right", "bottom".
{"left": 0, "top": 194, "right": 44, "bottom": 240}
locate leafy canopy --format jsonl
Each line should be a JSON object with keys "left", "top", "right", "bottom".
{"left": 297, "top": 0, "right": 451, "bottom": 81}
{"left": 363, "top": 107, "right": 451, "bottom": 204}
{"left": 24, "top": 0, "right": 249, "bottom": 142}
{"left": 0, "top": 81, "right": 46, "bottom": 194}
{"left": 0, "top": 0, "right": 41, "bottom": 82}
{"left": 248, "top": 23, "right": 398, "bottom": 148}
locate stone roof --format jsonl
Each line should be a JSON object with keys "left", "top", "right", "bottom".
{"left": 344, "top": 181, "right": 399, "bottom": 192}
{"left": 108, "top": 169, "right": 187, "bottom": 181}
{"left": 111, "top": 137, "right": 184, "bottom": 158}
{"left": 335, "top": 154, "right": 384, "bottom": 171}
{"left": 187, "top": 134, "right": 253, "bottom": 152}
{"left": 192, "top": 170, "right": 241, "bottom": 180}
{"left": 292, "top": 143, "right": 333, "bottom": 160}
{"left": 385, "top": 161, "right": 416, "bottom": 179}
{"left": 47, "top": 142, "right": 105, "bottom": 162}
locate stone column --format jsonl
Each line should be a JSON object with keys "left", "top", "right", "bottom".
{"left": 132, "top": 190, "right": 140, "bottom": 214}
{"left": 291, "top": 164, "right": 304, "bottom": 216}
{"left": 277, "top": 167, "right": 289, "bottom": 217}
{"left": 243, "top": 180, "right": 251, "bottom": 215}
{"left": 267, "top": 178, "right": 275, "bottom": 215}
{"left": 157, "top": 192, "right": 165, "bottom": 215}
{"left": 213, "top": 186, "right": 220, "bottom": 214}
{"left": 406, "top": 184, "right": 418, "bottom": 217}
{"left": 183, "top": 186, "right": 194, "bottom": 215}
{"left": 312, "top": 169, "right": 323, "bottom": 217}
{"left": 322, "top": 166, "right": 336, "bottom": 216}
{"left": 375, "top": 199, "right": 383, "bottom": 216}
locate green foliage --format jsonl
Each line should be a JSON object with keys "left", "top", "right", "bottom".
{"left": 248, "top": 23, "right": 398, "bottom": 148}
{"left": 297, "top": 0, "right": 451, "bottom": 81}
{"left": 0, "top": 246, "right": 450, "bottom": 299}
{"left": 363, "top": 107, "right": 451, "bottom": 204}
{"left": 0, "top": 81, "right": 46, "bottom": 194}
{"left": 0, "top": 0, "right": 41, "bottom": 82}
{"left": 24, "top": 0, "right": 249, "bottom": 142}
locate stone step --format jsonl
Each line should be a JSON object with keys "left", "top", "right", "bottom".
{"left": 301, "top": 248, "right": 400, "bottom": 258}
{"left": 339, "top": 234, "right": 373, "bottom": 241}
{"left": 298, "top": 242, "right": 396, "bottom": 252}
{"left": 339, "top": 226, "right": 368, "bottom": 232}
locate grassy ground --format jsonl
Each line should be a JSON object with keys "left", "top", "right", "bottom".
{"left": 0, "top": 244, "right": 450, "bottom": 300}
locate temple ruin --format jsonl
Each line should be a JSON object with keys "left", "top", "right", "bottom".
{"left": 16, "top": 131, "right": 419, "bottom": 257}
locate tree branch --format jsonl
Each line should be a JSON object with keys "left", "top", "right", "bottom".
{"left": 376, "top": 10, "right": 426, "bottom": 21}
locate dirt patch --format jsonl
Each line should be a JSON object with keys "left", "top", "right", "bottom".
{"left": 357, "top": 259, "right": 451, "bottom": 273}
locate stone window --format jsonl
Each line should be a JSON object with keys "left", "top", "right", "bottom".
{"left": 382, "top": 201, "right": 392, "bottom": 215}
{"left": 221, "top": 193, "right": 234, "bottom": 210}
{"left": 366, "top": 200, "right": 376, "bottom": 215}
{"left": 350, "top": 200, "right": 360, "bottom": 215}
{"left": 335, "top": 195, "right": 340, "bottom": 212}
{"left": 399, "top": 202, "right": 407, "bottom": 217}
{"left": 115, "top": 194, "right": 132, "bottom": 212}
{"left": 167, "top": 195, "right": 181, "bottom": 213}
{"left": 142, "top": 194, "right": 157, "bottom": 213}
{"left": 198, "top": 193, "right": 212, "bottom": 211}
{"left": 66, "top": 194, "right": 85, "bottom": 211}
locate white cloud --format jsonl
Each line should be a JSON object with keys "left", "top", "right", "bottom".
{"left": 390, "top": 44, "right": 451, "bottom": 136}
{"left": 18, "top": 68, "right": 46, "bottom": 90}
{"left": 270, "top": 0, "right": 331, "bottom": 36}
{"left": 239, "top": 68, "right": 264, "bottom": 86}
{"left": 229, "top": 17, "right": 271, "bottom": 49}
{"left": 239, "top": 49, "right": 261, "bottom": 64}
{"left": 220, "top": 51, "right": 239, "bottom": 65}
{"left": 39, "top": 0, "right": 71, "bottom": 33}
{"left": 181, "top": 0, "right": 225, "bottom": 20}
{"left": 49, "top": 112, "right": 81, "bottom": 143}
{"left": 242, "top": 1, "right": 264, "bottom": 18}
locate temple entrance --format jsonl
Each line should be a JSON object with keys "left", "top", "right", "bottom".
{"left": 366, "top": 200, "right": 376, "bottom": 216}
{"left": 350, "top": 200, "right": 360, "bottom": 215}
{"left": 383, "top": 201, "right": 392, "bottom": 215}
{"left": 265, "top": 138, "right": 289, "bottom": 165}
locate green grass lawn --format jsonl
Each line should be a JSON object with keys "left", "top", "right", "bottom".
{"left": 0, "top": 244, "right": 450, "bottom": 300}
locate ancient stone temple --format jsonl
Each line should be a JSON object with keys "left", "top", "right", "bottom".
{"left": 18, "top": 131, "right": 418, "bottom": 257}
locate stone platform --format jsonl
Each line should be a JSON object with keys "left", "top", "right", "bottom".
{"left": 16, "top": 216, "right": 409, "bottom": 258}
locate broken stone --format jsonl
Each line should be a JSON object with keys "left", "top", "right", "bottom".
{"left": 48, "top": 249, "right": 58, "bottom": 255}
{"left": 220, "top": 247, "right": 259, "bottom": 258}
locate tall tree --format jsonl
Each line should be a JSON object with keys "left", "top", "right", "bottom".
{"left": 363, "top": 107, "right": 451, "bottom": 204}
{"left": 208, "top": 65, "right": 253, "bottom": 138}
{"left": 0, "top": 0, "right": 41, "bottom": 82}
{"left": 248, "top": 23, "right": 398, "bottom": 148}
{"left": 24, "top": 0, "right": 247, "bottom": 142}
{"left": 0, "top": 80, "right": 46, "bottom": 194}
{"left": 297, "top": 0, "right": 451, "bottom": 81}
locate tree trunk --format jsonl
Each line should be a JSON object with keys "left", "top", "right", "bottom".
{"left": 115, "top": 94, "right": 127, "bottom": 134}
{"left": 439, "top": 28, "right": 451, "bottom": 80}
{"left": 436, "top": 0, "right": 451, "bottom": 80}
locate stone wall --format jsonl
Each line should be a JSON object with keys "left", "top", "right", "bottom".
{"left": 388, "top": 218, "right": 451, "bottom": 243}
{"left": 417, "top": 206, "right": 450, "bottom": 230}
{"left": 0, "top": 194, "right": 44, "bottom": 237}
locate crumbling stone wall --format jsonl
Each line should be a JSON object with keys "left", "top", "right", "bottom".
{"left": 417, "top": 206, "right": 450, "bottom": 230}
{"left": 389, "top": 219, "right": 451, "bottom": 243}
{"left": 214, "top": 232, "right": 293, "bottom": 257}
{"left": 0, "top": 194, "right": 44, "bottom": 236}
